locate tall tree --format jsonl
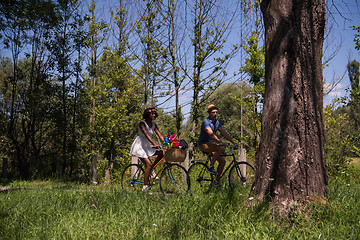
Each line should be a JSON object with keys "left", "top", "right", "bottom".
{"left": 158, "top": 0, "right": 186, "bottom": 137}
{"left": 347, "top": 60, "right": 360, "bottom": 92}
{"left": 240, "top": 0, "right": 265, "bottom": 150}
{"left": 50, "top": 0, "right": 81, "bottom": 178}
{"left": 346, "top": 59, "right": 360, "bottom": 155}
{"left": 68, "top": 6, "right": 88, "bottom": 177}
{"left": 86, "top": 0, "right": 109, "bottom": 184}
{"left": 133, "top": 0, "right": 167, "bottom": 107}
{"left": 111, "top": 0, "right": 129, "bottom": 56}
{"left": 0, "top": 0, "right": 27, "bottom": 178}
{"left": 101, "top": 0, "right": 135, "bottom": 184}
{"left": 252, "top": 0, "right": 328, "bottom": 210}
{"left": 0, "top": 0, "right": 58, "bottom": 179}
{"left": 95, "top": 50, "right": 142, "bottom": 184}
{"left": 189, "top": 0, "right": 238, "bottom": 152}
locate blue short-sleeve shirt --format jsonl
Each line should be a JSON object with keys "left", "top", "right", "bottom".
{"left": 198, "top": 117, "right": 222, "bottom": 145}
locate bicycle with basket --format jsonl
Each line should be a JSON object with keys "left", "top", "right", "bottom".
{"left": 121, "top": 134, "right": 190, "bottom": 195}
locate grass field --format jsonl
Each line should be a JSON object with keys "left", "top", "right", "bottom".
{"left": 1, "top": 171, "right": 359, "bottom": 239}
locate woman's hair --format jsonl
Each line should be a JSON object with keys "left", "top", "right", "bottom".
{"left": 143, "top": 107, "right": 158, "bottom": 120}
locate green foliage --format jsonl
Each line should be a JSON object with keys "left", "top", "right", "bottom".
{"left": 238, "top": 29, "right": 265, "bottom": 151}
{"left": 0, "top": 0, "right": 62, "bottom": 179}
{"left": 110, "top": 3, "right": 129, "bottom": 54}
{"left": 84, "top": 49, "right": 143, "bottom": 182}
{"left": 135, "top": 0, "right": 168, "bottom": 107}
{"left": 241, "top": 31, "right": 265, "bottom": 86}
{"left": 347, "top": 60, "right": 360, "bottom": 92}
{"left": 346, "top": 59, "right": 360, "bottom": 158}
{"left": 0, "top": 54, "right": 61, "bottom": 178}
{"left": 323, "top": 30, "right": 360, "bottom": 177}
{"left": 352, "top": 25, "right": 360, "bottom": 51}
{"left": 324, "top": 100, "right": 359, "bottom": 176}
{"left": 0, "top": 0, "right": 142, "bottom": 181}
{"left": 156, "top": 109, "right": 179, "bottom": 138}
{"left": 91, "top": 50, "right": 142, "bottom": 145}
{"left": 324, "top": 103, "right": 349, "bottom": 174}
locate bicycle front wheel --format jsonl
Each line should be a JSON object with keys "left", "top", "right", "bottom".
{"left": 228, "top": 162, "right": 255, "bottom": 194}
{"left": 160, "top": 163, "right": 190, "bottom": 195}
{"left": 188, "top": 162, "right": 213, "bottom": 193}
{"left": 121, "top": 164, "right": 145, "bottom": 192}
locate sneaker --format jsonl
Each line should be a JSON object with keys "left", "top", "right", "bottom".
{"left": 206, "top": 166, "right": 218, "bottom": 175}
{"left": 151, "top": 170, "right": 159, "bottom": 180}
{"left": 142, "top": 185, "right": 150, "bottom": 191}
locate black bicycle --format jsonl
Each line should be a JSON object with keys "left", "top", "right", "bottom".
{"left": 188, "top": 144, "right": 255, "bottom": 193}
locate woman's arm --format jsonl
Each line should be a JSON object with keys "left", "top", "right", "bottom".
{"left": 154, "top": 124, "right": 164, "bottom": 143}
{"left": 139, "top": 122, "right": 158, "bottom": 147}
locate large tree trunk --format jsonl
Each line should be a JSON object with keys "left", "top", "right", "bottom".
{"left": 251, "top": 0, "right": 328, "bottom": 208}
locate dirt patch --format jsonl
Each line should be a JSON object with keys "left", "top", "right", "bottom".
{"left": 0, "top": 187, "right": 20, "bottom": 192}
{"left": 349, "top": 157, "right": 360, "bottom": 169}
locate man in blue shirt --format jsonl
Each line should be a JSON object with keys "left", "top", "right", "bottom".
{"left": 198, "top": 104, "right": 236, "bottom": 186}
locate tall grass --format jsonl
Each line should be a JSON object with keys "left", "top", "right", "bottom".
{"left": 1, "top": 174, "right": 359, "bottom": 240}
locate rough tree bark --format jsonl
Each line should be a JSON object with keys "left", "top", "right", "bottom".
{"left": 251, "top": 0, "right": 329, "bottom": 209}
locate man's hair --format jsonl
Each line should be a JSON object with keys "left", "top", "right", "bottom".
{"left": 207, "top": 104, "right": 218, "bottom": 113}
{"left": 143, "top": 107, "right": 158, "bottom": 120}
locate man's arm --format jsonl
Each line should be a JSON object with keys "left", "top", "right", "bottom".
{"left": 218, "top": 127, "right": 235, "bottom": 144}
{"left": 204, "top": 127, "right": 226, "bottom": 146}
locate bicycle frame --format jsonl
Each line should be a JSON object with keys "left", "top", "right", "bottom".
{"left": 218, "top": 153, "right": 237, "bottom": 179}
{"left": 137, "top": 155, "right": 177, "bottom": 185}
{"left": 148, "top": 157, "right": 166, "bottom": 184}
{"left": 129, "top": 166, "right": 146, "bottom": 186}
{"left": 199, "top": 146, "right": 239, "bottom": 179}
{"left": 165, "top": 166, "right": 179, "bottom": 184}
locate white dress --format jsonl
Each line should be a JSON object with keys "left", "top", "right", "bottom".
{"left": 129, "top": 120, "right": 157, "bottom": 158}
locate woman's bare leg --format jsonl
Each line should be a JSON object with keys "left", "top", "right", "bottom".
{"left": 140, "top": 158, "right": 152, "bottom": 185}
{"left": 152, "top": 150, "right": 164, "bottom": 167}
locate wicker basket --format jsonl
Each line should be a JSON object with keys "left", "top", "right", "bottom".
{"left": 164, "top": 148, "right": 187, "bottom": 162}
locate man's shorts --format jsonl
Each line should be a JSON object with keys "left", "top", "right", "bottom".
{"left": 199, "top": 142, "right": 224, "bottom": 153}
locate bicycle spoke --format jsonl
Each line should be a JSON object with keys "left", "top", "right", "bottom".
{"left": 121, "top": 164, "right": 145, "bottom": 192}
{"left": 188, "top": 162, "right": 213, "bottom": 193}
{"left": 228, "top": 162, "right": 255, "bottom": 195}
{"left": 160, "top": 164, "right": 190, "bottom": 195}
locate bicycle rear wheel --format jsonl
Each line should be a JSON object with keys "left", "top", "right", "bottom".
{"left": 228, "top": 162, "right": 255, "bottom": 194}
{"left": 160, "top": 163, "right": 190, "bottom": 195}
{"left": 121, "top": 164, "right": 145, "bottom": 192}
{"left": 188, "top": 162, "right": 213, "bottom": 193}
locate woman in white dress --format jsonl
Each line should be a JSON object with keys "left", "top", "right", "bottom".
{"left": 129, "top": 107, "right": 164, "bottom": 190}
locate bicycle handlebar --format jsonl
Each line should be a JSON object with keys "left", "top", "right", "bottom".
{"left": 226, "top": 143, "right": 239, "bottom": 149}
{"left": 152, "top": 145, "right": 167, "bottom": 150}
{"left": 153, "top": 143, "right": 239, "bottom": 151}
